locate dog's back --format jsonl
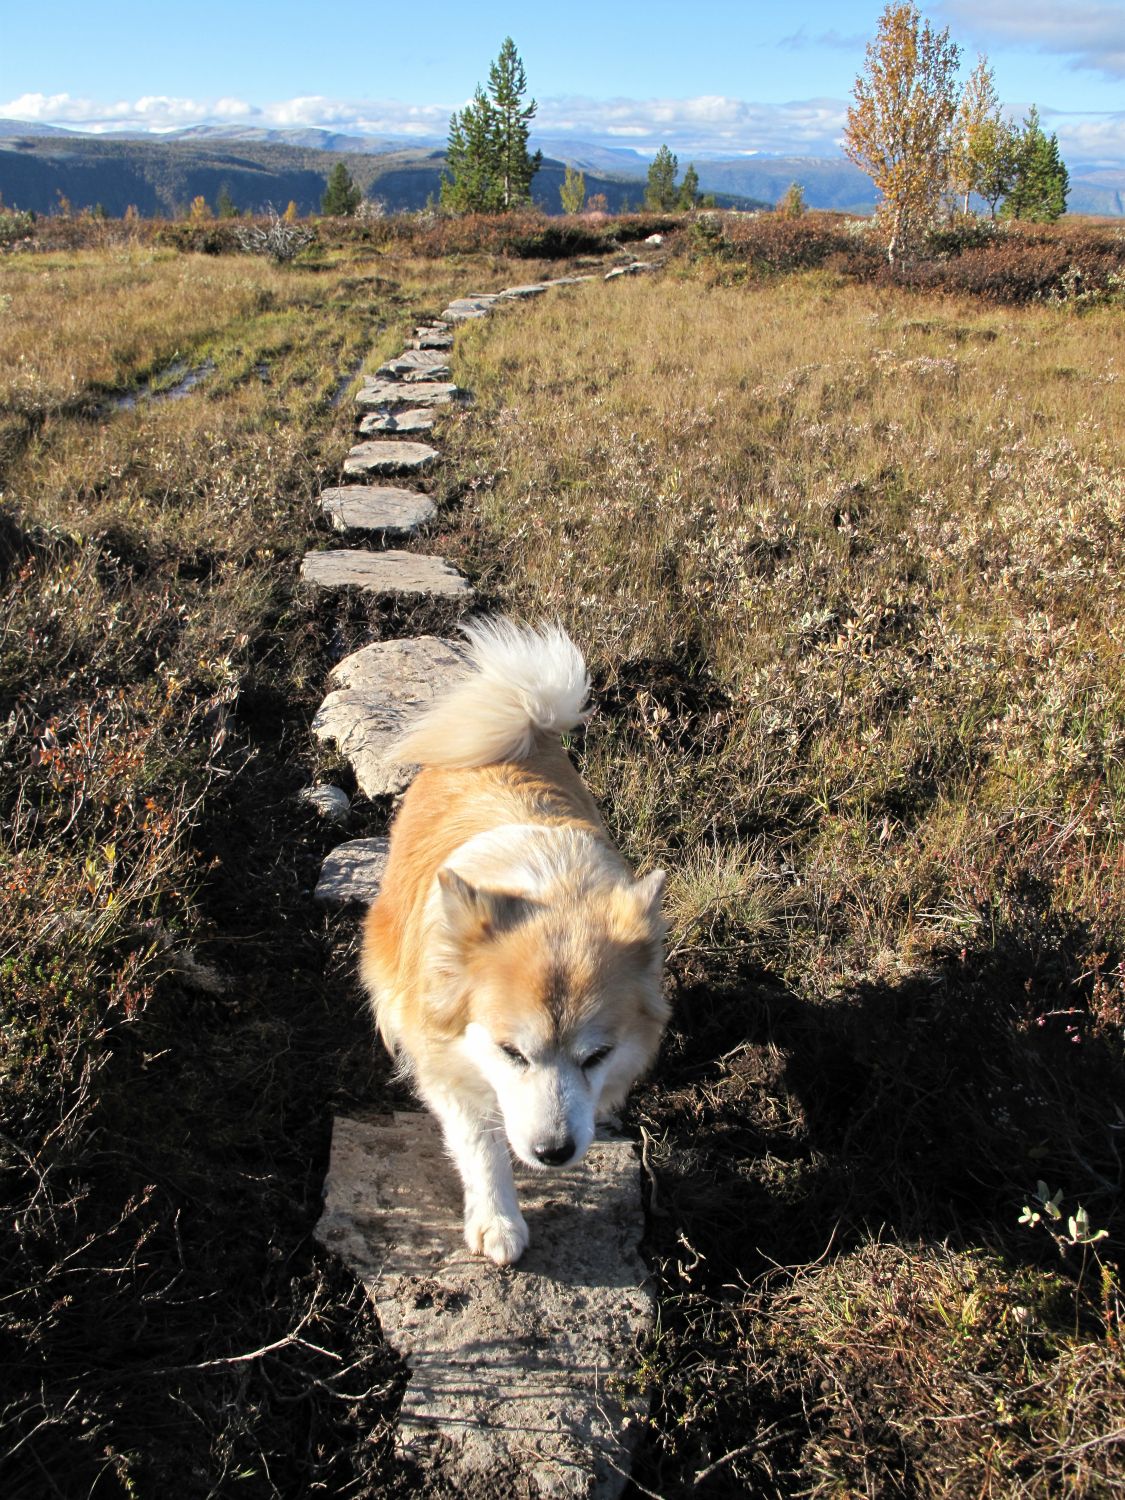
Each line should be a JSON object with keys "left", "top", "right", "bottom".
{"left": 361, "top": 621, "right": 618, "bottom": 1048}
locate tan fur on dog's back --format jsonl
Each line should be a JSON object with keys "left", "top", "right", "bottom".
{"left": 362, "top": 740, "right": 614, "bottom": 1047}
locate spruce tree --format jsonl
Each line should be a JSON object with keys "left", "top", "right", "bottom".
{"left": 488, "top": 37, "right": 542, "bottom": 209}
{"left": 216, "top": 184, "right": 238, "bottom": 219}
{"left": 678, "top": 163, "right": 700, "bottom": 210}
{"left": 645, "top": 146, "right": 679, "bottom": 211}
{"left": 322, "top": 162, "right": 361, "bottom": 216}
{"left": 1003, "top": 107, "right": 1068, "bottom": 222}
{"left": 442, "top": 38, "right": 542, "bottom": 213}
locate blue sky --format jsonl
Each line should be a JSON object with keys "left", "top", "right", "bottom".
{"left": 3, "top": 1, "right": 1125, "bottom": 160}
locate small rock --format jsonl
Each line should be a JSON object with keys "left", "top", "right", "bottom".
{"left": 357, "top": 407, "right": 435, "bottom": 436}
{"left": 319, "top": 485, "right": 437, "bottom": 537}
{"left": 298, "top": 784, "right": 351, "bottom": 824}
{"left": 356, "top": 380, "right": 463, "bottom": 411}
{"left": 342, "top": 440, "right": 438, "bottom": 478}
{"left": 300, "top": 550, "right": 471, "bottom": 601}
{"left": 314, "top": 838, "right": 389, "bottom": 907}
{"left": 312, "top": 635, "right": 470, "bottom": 796}
{"left": 644, "top": 233, "right": 664, "bottom": 245}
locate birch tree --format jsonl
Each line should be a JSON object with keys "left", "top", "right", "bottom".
{"left": 843, "top": 2, "right": 961, "bottom": 263}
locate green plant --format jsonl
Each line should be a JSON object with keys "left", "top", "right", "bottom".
{"left": 321, "top": 161, "right": 361, "bottom": 216}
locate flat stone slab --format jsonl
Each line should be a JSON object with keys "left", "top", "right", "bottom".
{"left": 314, "top": 837, "right": 389, "bottom": 907}
{"left": 413, "top": 328, "right": 454, "bottom": 350}
{"left": 319, "top": 485, "right": 436, "bottom": 537}
{"left": 343, "top": 440, "right": 438, "bottom": 478}
{"left": 315, "top": 1113, "right": 652, "bottom": 1497}
{"left": 357, "top": 407, "right": 435, "bottom": 436}
{"left": 300, "top": 550, "right": 470, "bottom": 602}
{"left": 605, "top": 261, "right": 661, "bottom": 280}
{"left": 312, "top": 635, "right": 469, "bottom": 796}
{"left": 356, "top": 380, "right": 463, "bottom": 411}
{"left": 497, "top": 282, "right": 550, "bottom": 299}
{"left": 378, "top": 349, "right": 452, "bottom": 381}
{"left": 443, "top": 294, "right": 499, "bottom": 321}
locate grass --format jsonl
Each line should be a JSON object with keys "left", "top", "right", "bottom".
{"left": 2, "top": 221, "right": 1123, "bottom": 1497}
{"left": 435, "top": 258, "right": 1125, "bottom": 1495}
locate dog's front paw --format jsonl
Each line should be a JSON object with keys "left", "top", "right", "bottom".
{"left": 464, "top": 1208, "right": 529, "bottom": 1265}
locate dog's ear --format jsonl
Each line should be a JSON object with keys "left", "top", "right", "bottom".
{"left": 609, "top": 869, "right": 667, "bottom": 948}
{"left": 437, "top": 868, "right": 535, "bottom": 942}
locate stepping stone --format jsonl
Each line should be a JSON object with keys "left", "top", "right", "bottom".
{"left": 498, "top": 282, "right": 549, "bottom": 299}
{"left": 315, "top": 1113, "right": 652, "bottom": 1498}
{"left": 343, "top": 440, "right": 438, "bottom": 478}
{"left": 413, "top": 329, "right": 453, "bottom": 350}
{"left": 319, "top": 485, "right": 436, "bottom": 537}
{"left": 312, "top": 635, "right": 469, "bottom": 797}
{"left": 605, "top": 261, "right": 661, "bottom": 280}
{"left": 314, "top": 837, "right": 389, "bottom": 907}
{"left": 544, "top": 274, "right": 598, "bottom": 286}
{"left": 301, "top": 551, "right": 470, "bottom": 604}
{"left": 357, "top": 407, "right": 435, "bottom": 436}
{"left": 443, "top": 294, "right": 499, "bottom": 321}
{"left": 377, "top": 349, "right": 452, "bottom": 381}
{"left": 356, "top": 380, "right": 463, "bottom": 412}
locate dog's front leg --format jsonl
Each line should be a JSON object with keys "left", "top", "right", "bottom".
{"left": 428, "top": 1093, "right": 529, "bottom": 1265}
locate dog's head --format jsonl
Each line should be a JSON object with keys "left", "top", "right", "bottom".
{"left": 433, "top": 865, "right": 668, "bottom": 1169}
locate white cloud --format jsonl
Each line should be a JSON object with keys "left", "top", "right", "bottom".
{"left": 937, "top": 1, "right": 1125, "bottom": 77}
{"left": 2, "top": 86, "right": 1124, "bottom": 163}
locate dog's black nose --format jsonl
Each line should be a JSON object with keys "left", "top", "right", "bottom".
{"left": 533, "top": 1138, "right": 576, "bottom": 1167}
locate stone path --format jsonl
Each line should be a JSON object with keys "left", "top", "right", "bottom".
{"left": 300, "top": 549, "right": 470, "bottom": 599}
{"left": 319, "top": 485, "right": 436, "bottom": 536}
{"left": 312, "top": 635, "right": 469, "bottom": 797}
{"left": 342, "top": 439, "right": 439, "bottom": 479}
{"left": 355, "top": 379, "right": 464, "bottom": 411}
{"left": 316, "top": 1114, "right": 652, "bottom": 1498}
{"left": 302, "top": 261, "right": 663, "bottom": 1493}
{"left": 357, "top": 407, "right": 435, "bottom": 436}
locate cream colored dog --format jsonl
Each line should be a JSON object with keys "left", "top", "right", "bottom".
{"left": 360, "top": 619, "right": 668, "bottom": 1265}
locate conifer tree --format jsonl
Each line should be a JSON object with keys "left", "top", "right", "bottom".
{"left": 645, "top": 145, "right": 679, "bottom": 211}
{"left": 678, "top": 163, "right": 700, "bottom": 210}
{"left": 560, "top": 165, "right": 586, "bottom": 215}
{"left": 442, "top": 38, "right": 542, "bottom": 213}
{"left": 843, "top": 2, "right": 960, "bottom": 262}
{"left": 1003, "top": 106, "right": 1068, "bottom": 222}
{"left": 216, "top": 184, "right": 238, "bottom": 219}
{"left": 489, "top": 37, "right": 542, "bottom": 208}
{"left": 322, "top": 162, "right": 361, "bottom": 216}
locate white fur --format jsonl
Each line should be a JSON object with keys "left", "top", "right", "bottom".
{"left": 391, "top": 617, "right": 591, "bottom": 769}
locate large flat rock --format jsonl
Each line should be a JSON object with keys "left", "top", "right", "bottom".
{"left": 314, "top": 837, "right": 389, "bottom": 907}
{"left": 414, "top": 328, "right": 454, "bottom": 350}
{"left": 319, "top": 485, "right": 436, "bottom": 537}
{"left": 312, "top": 635, "right": 469, "bottom": 797}
{"left": 315, "top": 1113, "right": 652, "bottom": 1497}
{"left": 343, "top": 440, "right": 438, "bottom": 478}
{"left": 300, "top": 550, "right": 470, "bottom": 601}
{"left": 378, "top": 349, "right": 452, "bottom": 381}
{"left": 443, "top": 294, "right": 499, "bottom": 321}
{"left": 605, "top": 261, "right": 661, "bottom": 280}
{"left": 356, "top": 380, "right": 463, "bottom": 411}
{"left": 357, "top": 407, "right": 435, "bottom": 436}
{"left": 497, "top": 281, "right": 550, "bottom": 300}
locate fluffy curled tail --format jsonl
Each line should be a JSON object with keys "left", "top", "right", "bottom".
{"left": 391, "top": 617, "right": 591, "bottom": 769}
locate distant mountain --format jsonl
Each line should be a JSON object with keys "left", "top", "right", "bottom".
{"left": 0, "top": 133, "right": 763, "bottom": 217}
{"left": 0, "top": 121, "right": 1119, "bottom": 219}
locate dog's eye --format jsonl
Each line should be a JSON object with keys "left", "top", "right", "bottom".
{"left": 581, "top": 1046, "right": 612, "bottom": 1071}
{"left": 500, "top": 1044, "right": 529, "bottom": 1068}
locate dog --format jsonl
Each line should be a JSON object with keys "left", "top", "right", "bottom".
{"left": 360, "top": 618, "right": 668, "bottom": 1265}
